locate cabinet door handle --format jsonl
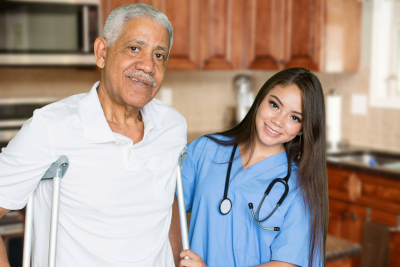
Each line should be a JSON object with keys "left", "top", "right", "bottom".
{"left": 352, "top": 214, "right": 358, "bottom": 221}
{"left": 342, "top": 212, "right": 348, "bottom": 219}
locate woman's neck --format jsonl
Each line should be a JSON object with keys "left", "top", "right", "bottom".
{"left": 239, "top": 139, "right": 285, "bottom": 169}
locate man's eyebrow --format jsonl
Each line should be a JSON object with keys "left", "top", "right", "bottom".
{"left": 123, "top": 39, "right": 168, "bottom": 52}
{"left": 271, "top": 95, "right": 302, "bottom": 115}
{"left": 155, "top": 45, "right": 168, "bottom": 52}
{"left": 123, "top": 39, "right": 148, "bottom": 47}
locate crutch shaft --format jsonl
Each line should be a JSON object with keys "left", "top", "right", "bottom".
{"left": 48, "top": 176, "right": 61, "bottom": 267}
{"left": 176, "top": 166, "right": 190, "bottom": 251}
{"left": 22, "top": 194, "right": 34, "bottom": 267}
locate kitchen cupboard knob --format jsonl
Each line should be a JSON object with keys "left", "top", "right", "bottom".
{"left": 352, "top": 214, "right": 358, "bottom": 221}
{"left": 342, "top": 212, "right": 348, "bottom": 219}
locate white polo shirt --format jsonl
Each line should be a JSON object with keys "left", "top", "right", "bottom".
{"left": 0, "top": 82, "right": 187, "bottom": 267}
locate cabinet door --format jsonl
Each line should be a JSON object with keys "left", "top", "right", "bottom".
{"left": 328, "top": 199, "right": 350, "bottom": 239}
{"left": 200, "top": 0, "right": 243, "bottom": 69}
{"left": 156, "top": 0, "right": 200, "bottom": 70}
{"left": 282, "top": 0, "right": 324, "bottom": 70}
{"left": 243, "top": 0, "right": 283, "bottom": 70}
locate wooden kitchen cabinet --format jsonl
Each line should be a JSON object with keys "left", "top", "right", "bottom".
{"left": 244, "top": 0, "right": 361, "bottom": 71}
{"left": 200, "top": 0, "right": 243, "bottom": 70}
{"left": 328, "top": 199, "right": 366, "bottom": 243}
{"left": 328, "top": 164, "right": 400, "bottom": 266}
{"left": 101, "top": 0, "right": 361, "bottom": 71}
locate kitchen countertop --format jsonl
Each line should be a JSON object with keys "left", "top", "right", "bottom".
{"left": 326, "top": 145, "right": 400, "bottom": 179}
{"left": 326, "top": 235, "right": 361, "bottom": 262}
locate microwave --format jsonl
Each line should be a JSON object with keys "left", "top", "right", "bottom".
{"left": 0, "top": 0, "right": 101, "bottom": 66}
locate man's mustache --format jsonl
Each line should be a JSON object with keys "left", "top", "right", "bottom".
{"left": 125, "top": 71, "right": 157, "bottom": 87}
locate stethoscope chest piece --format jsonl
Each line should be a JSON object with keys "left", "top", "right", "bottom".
{"left": 219, "top": 198, "right": 232, "bottom": 215}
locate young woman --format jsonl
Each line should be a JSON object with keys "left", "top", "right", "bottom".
{"left": 179, "top": 68, "right": 328, "bottom": 267}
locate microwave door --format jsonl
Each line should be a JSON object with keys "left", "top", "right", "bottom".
{"left": 0, "top": 0, "right": 99, "bottom": 66}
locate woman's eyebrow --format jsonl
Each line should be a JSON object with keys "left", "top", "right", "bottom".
{"left": 271, "top": 95, "right": 302, "bottom": 115}
{"left": 271, "top": 95, "right": 283, "bottom": 106}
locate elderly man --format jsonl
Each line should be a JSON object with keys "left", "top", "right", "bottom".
{"left": 0, "top": 4, "right": 185, "bottom": 267}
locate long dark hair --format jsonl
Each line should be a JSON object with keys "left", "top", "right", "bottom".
{"left": 206, "top": 67, "right": 328, "bottom": 267}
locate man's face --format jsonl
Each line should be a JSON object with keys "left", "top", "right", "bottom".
{"left": 101, "top": 18, "right": 170, "bottom": 109}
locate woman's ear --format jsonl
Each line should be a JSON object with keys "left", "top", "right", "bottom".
{"left": 94, "top": 37, "right": 108, "bottom": 69}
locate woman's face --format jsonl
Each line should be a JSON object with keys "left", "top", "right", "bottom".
{"left": 255, "top": 84, "right": 303, "bottom": 152}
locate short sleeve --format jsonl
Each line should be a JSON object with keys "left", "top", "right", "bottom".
{"left": 0, "top": 111, "right": 55, "bottom": 210}
{"left": 181, "top": 137, "right": 208, "bottom": 213}
{"left": 270, "top": 198, "right": 316, "bottom": 267}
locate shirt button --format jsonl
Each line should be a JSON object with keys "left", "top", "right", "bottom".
{"left": 114, "top": 141, "right": 120, "bottom": 145}
{"left": 129, "top": 150, "right": 132, "bottom": 154}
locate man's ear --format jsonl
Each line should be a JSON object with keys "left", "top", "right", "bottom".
{"left": 94, "top": 37, "right": 108, "bottom": 69}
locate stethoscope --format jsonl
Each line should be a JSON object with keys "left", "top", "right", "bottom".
{"left": 219, "top": 144, "right": 291, "bottom": 231}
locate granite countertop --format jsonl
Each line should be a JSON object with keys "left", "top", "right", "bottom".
{"left": 326, "top": 235, "right": 361, "bottom": 262}
{"left": 326, "top": 145, "right": 400, "bottom": 179}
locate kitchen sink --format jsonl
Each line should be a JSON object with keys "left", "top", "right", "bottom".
{"left": 327, "top": 150, "right": 400, "bottom": 170}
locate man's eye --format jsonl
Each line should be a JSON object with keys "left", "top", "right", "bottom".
{"left": 130, "top": 46, "right": 139, "bottom": 52}
{"left": 155, "top": 53, "right": 165, "bottom": 59}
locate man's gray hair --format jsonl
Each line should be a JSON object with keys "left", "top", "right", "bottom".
{"left": 103, "top": 4, "right": 173, "bottom": 55}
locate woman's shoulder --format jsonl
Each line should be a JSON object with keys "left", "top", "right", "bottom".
{"left": 188, "top": 134, "right": 233, "bottom": 149}
{"left": 187, "top": 134, "right": 234, "bottom": 160}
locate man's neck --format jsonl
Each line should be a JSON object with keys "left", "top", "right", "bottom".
{"left": 97, "top": 85, "right": 145, "bottom": 144}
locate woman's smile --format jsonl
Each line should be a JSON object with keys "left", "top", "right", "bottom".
{"left": 264, "top": 123, "right": 282, "bottom": 137}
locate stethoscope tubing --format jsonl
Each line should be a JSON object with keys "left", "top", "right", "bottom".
{"left": 219, "top": 143, "right": 292, "bottom": 231}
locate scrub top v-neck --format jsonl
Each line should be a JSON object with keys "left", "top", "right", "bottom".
{"left": 181, "top": 136, "right": 313, "bottom": 267}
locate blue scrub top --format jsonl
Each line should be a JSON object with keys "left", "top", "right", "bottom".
{"left": 182, "top": 136, "right": 312, "bottom": 267}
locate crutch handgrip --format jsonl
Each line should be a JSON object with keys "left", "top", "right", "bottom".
{"left": 23, "top": 156, "right": 69, "bottom": 267}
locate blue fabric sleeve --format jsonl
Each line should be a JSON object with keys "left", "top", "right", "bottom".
{"left": 181, "top": 137, "right": 208, "bottom": 213}
{"left": 270, "top": 198, "right": 318, "bottom": 267}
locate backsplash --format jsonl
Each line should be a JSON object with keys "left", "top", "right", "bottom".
{"left": 0, "top": 66, "right": 399, "bottom": 151}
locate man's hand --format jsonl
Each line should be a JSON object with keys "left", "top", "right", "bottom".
{"left": 0, "top": 207, "right": 11, "bottom": 267}
{"left": 179, "top": 249, "right": 207, "bottom": 267}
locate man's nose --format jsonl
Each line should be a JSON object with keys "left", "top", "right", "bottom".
{"left": 135, "top": 53, "right": 156, "bottom": 75}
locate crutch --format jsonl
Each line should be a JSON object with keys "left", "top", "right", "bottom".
{"left": 176, "top": 147, "right": 190, "bottom": 259}
{"left": 22, "top": 156, "right": 69, "bottom": 267}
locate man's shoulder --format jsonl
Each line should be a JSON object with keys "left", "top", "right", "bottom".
{"left": 35, "top": 93, "right": 87, "bottom": 119}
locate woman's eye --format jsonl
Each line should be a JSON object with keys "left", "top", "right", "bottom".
{"left": 292, "top": 116, "right": 302, "bottom": 123}
{"left": 155, "top": 53, "right": 165, "bottom": 59}
{"left": 269, "top": 101, "right": 278, "bottom": 109}
{"left": 130, "top": 46, "right": 139, "bottom": 52}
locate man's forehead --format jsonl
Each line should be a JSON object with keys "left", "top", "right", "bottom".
{"left": 118, "top": 18, "right": 170, "bottom": 47}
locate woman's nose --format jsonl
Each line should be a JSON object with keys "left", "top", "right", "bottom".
{"left": 271, "top": 115, "right": 283, "bottom": 127}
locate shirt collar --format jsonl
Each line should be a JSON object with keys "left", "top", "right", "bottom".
{"left": 79, "top": 81, "right": 163, "bottom": 144}
{"left": 79, "top": 82, "right": 115, "bottom": 144}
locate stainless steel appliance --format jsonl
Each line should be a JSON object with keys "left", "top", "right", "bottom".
{"left": 0, "top": 97, "right": 59, "bottom": 149}
{"left": 0, "top": 0, "right": 101, "bottom": 66}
